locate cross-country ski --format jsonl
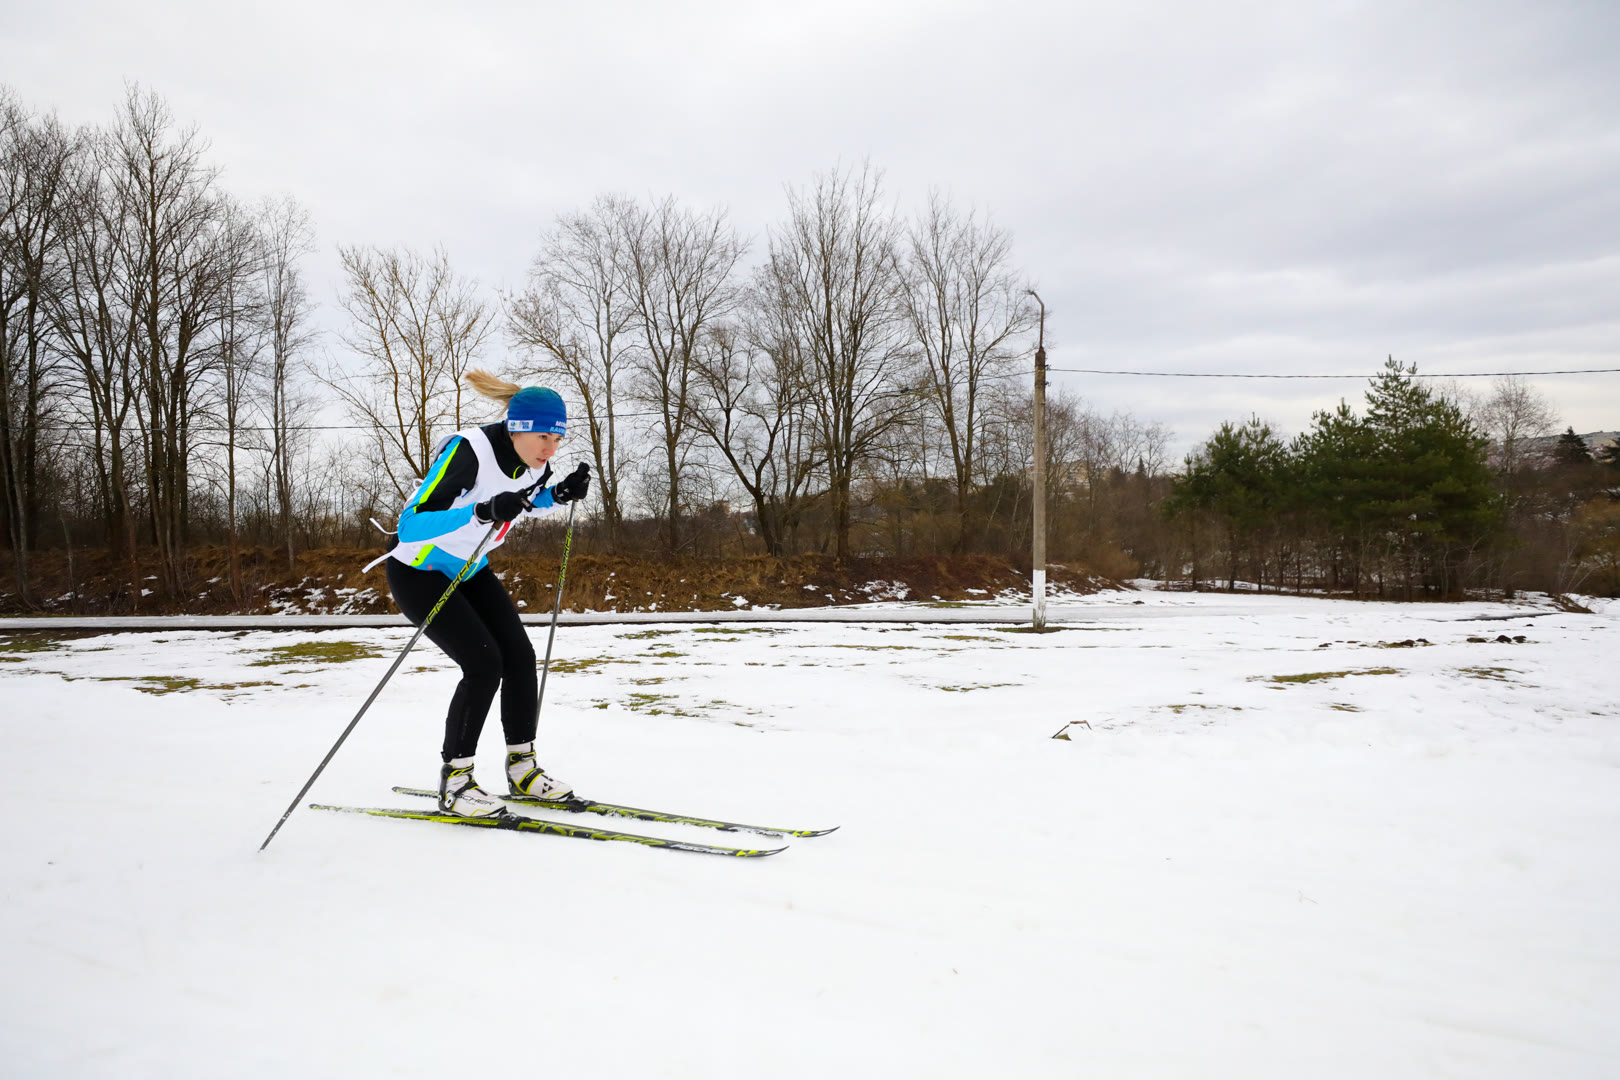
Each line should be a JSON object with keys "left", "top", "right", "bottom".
{"left": 389, "top": 785, "right": 838, "bottom": 838}
{"left": 311, "top": 803, "right": 787, "bottom": 857}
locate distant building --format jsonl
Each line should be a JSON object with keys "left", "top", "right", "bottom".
{"left": 1491, "top": 430, "right": 1618, "bottom": 469}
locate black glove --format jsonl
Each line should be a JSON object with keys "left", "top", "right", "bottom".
{"left": 474, "top": 490, "right": 533, "bottom": 524}
{"left": 550, "top": 463, "right": 591, "bottom": 504}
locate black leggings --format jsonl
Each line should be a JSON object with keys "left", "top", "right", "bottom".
{"left": 386, "top": 561, "right": 537, "bottom": 761}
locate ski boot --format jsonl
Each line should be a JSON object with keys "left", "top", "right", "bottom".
{"left": 438, "top": 759, "right": 506, "bottom": 817}
{"left": 506, "top": 742, "right": 574, "bottom": 802}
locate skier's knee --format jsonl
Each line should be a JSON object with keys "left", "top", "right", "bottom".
{"left": 506, "top": 638, "right": 536, "bottom": 670}
{"left": 459, "top": 645, "right": 503, "bottom": 686}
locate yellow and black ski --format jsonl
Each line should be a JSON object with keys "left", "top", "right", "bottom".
{"left": 390, "top": 785, "right": 837, "bottom": 839}
{"left": 311, "top": 803, "right": 787, "bottom": 857}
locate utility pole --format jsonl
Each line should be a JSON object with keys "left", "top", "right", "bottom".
{"left": 1028, "top": 290, "right": 1047, "bottom": 631}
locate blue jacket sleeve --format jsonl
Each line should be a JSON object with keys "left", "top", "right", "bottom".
{"left": 398, "top": 438, "right": 479, "bottom": 542}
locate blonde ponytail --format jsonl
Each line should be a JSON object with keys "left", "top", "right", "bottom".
{"left": 463, "top": 368, "right": 522, "bottom": 406}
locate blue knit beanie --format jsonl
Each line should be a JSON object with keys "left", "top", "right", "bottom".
{"left": 506, "top": 387, "right": 566, "bottom": 436}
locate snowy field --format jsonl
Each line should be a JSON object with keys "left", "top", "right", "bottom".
{"left": 3, "top": 589, "right": 1618, "bottom": 1078}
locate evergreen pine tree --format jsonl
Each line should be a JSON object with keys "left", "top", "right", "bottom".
{"left": 1293, "top": 401, "right": 1378, "bottom": 594}
{"left": 1358, "top": 358, "right": 1498, "bottom": 596}
{"left": 1552, "top": 427, "right": 1592, "bottom": 467}
{"left": 1166, "top": 415, "right": 1288, "bottom": 590}
{"left": 1166, "top": 358, "right": 1503, "bottom": 597}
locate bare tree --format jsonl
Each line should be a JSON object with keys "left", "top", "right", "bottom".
{"left": 0, "top": 90, "right": 36, "bottom": 602}
{"left": 0, "top": 90, "right": 76, "bottom": 604}
{"left": 207, "top": 197, "right": 267, "bottom": 600}
{"left": 900, "top": 191, "right": 1032, "bottom": 551}
{"left": 106, "top": 85, "right": 239, "bottom": 593}
{"left": 688, "top": 317, "right": 823, "bottom": 556}
{"left": 621, "top": 196, "right": 746, "bottom": 555}
{"left": 256, "top": 195, "right": 317, "bottom": 571}
{"left": 761, "top": 163, "right": 909, "bottom": 560}
{"left": 508, "top": 196, "right": 638, "bottom": 549}
{"left": 1476, "top": 374, "right": 1557, "bottom": 473}
{"left": 1116, "top": 412, "right": 1173, "bottom": 478}
{"left": 45, "top": 113, "right": 143, "bottom": 602}
{"left": 329, "top": 244, "right": 496, "bottom": 499}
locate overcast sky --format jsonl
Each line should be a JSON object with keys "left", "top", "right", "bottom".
{"left": 7, "top": 0, "right": 1618, "bottom": 454}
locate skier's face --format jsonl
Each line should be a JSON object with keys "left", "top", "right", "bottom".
{"left": 512, "top": 431, "right": 563, "bottom": 469}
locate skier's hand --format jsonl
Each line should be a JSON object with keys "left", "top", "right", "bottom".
{"left": 474, "top": 490, "right": 533, "bottom": 524}
{"left": 550, "top": 463, "right": 591, "bottom": 504}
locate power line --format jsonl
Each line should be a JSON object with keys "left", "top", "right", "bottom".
{"left": 31, "top": 408, "right": 675, "bottom": 434}
{"left": 1038, "top": 366, "right": 1620, "bottom": 379}
{"left": 27, "top": 366, "right": 1619, "bottom": 434}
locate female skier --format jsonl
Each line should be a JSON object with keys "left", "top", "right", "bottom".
{"left": 378, "top": 369, "right": 591, "bottom": 817}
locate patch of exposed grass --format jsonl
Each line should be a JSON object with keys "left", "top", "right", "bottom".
{"left": 1264, "top": 667, "right": 1399, "bottom": 685}
{"left": 618, "top": 629, "right": 680, "bottom": 640}
{"left": 1328, "top": 703, "right": 1362, "bottom": 712}
{"left": 646, "top": 650, "right": 686, "bottom": 659}
{"left": 547, "top": 656, "right": 618, "bottom": 674}
{"left": 250, "top": 641, "right": 381, "bottom": 667}
{"left": 691, "top": 626, "right": 783, "bottom": 635}
{"left": 939, "top": 683, "right": 1017, "bottom": 692}
{"left": 937, "top": 634, "right": 999, "bottom": 643}
{"left": 95, "top": 676, "right": 278, "bottom": 696}
{"left": 623, "top": 692, "right": 699, "bottom": 717}
{"left": 0, "top": 634, "right": 65, "bottom": 654}
{"left": 133, "top": 676, "right": 204, "bottom": 695}
{"left": 631, "top": 677, "right": 669, "bottom": 686}
{"left": 992, "top": 626, "right": 1078, "bottom": 634}
{"left": 815, "top": 644, "right": 920, "bottom": 651}
{"left": 1458, "top": 666, "right": 1515, "bottom": 682}
{"left": 92, "top": 675, "right": 201, "bottom": 695}
{"left": 1165, "top": 703, "right": 1243, "bottom": 714}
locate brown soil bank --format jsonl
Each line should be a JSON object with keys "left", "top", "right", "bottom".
{"left": 1, "top": 547, "right": 1123, "bottom": 616}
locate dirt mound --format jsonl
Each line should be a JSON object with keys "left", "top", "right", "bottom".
{"left": 2, "top": 547, "right": 1122, "bottom": 616}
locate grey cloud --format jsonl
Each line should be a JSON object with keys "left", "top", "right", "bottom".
{"left": 4, "top": 0, "right": 1615, "bottom": 452}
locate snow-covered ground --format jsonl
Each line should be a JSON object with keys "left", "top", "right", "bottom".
{"left": 3, "top": 590, "right": 1618, "bottom": 1078}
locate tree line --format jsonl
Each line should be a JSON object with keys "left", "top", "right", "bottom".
{"left": 4, "top": 84, "right": 1616, "bottom": 612}
{"left": 1158, "top": 360, "right": 1620, "bottom": 599}
{"left": 0, "top": 83, "right": 1114, "bottom": 605}
{"left": 1, "top": 85, "right": 317, "bottom": 608}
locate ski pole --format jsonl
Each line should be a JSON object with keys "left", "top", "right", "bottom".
{"left": 258, "top": 519, "right": 504, "bottom": 852}
{"left": 533, "top": 499, "right": 577, "bottom": 727}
